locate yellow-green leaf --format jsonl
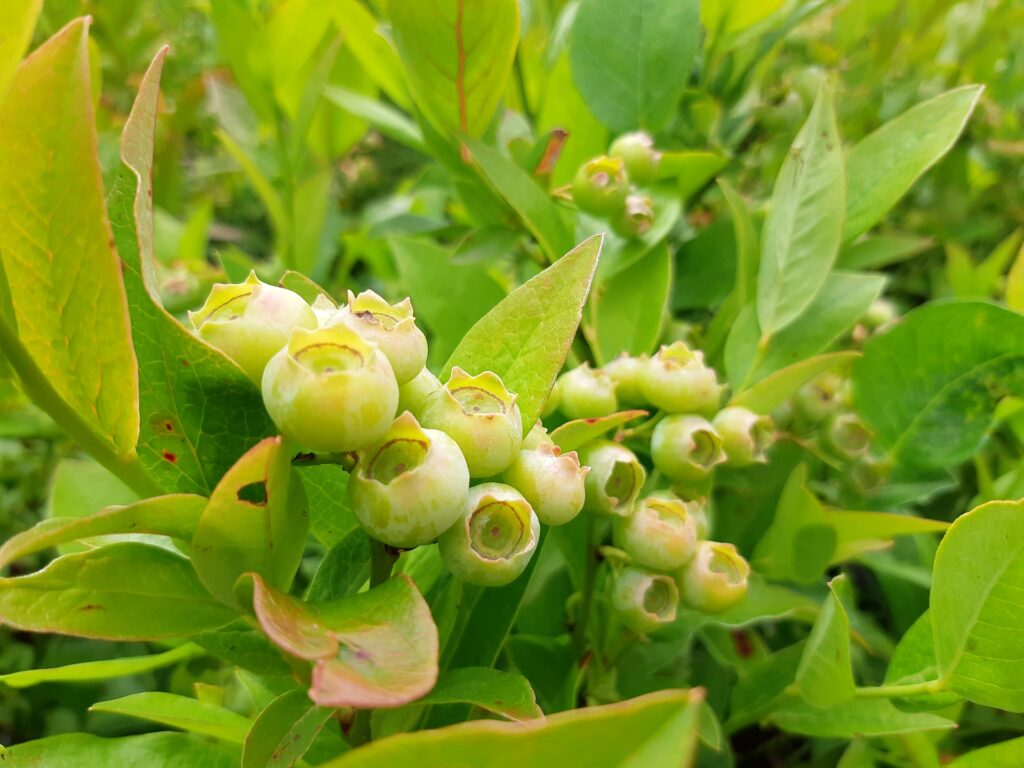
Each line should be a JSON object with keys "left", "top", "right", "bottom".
{"left": 0, "top": 0, "right": 41, "bottom": 99}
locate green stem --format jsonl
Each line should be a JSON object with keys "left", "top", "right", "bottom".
{"left": 853, "top": 679, "right": 945, "bottom": 699}
{"left": 572, "top": 515, "right": 600, "bottom": 658}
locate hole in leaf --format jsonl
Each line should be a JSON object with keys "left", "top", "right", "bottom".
{"left": 237, "top": 481, "right": 268, "bottom": 505}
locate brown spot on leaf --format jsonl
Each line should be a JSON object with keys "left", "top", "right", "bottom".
{"left": 162, "top": 450, "right": 178, "bottom": 463}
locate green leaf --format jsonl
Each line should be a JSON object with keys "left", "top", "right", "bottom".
{"left": 757, "top": 85, "right": 845, "bottom": 337}
{"left": 324, "top": 86, "right": 425, "bottom": 151}
{"left": 826, "top": 510, "right": 947, "bottom": 563}
{"left": 322, "top": 689, "right": 704, "bottom": 768}
{"left": 660, "top": 151, "right": 730, "bottom": 200}
{"left": 192, "top": 437, "right": 308, "bottom": 610}
{"left": 844, "top": 86, "right": 983, "bottom": 242}
{"left": 931, "top": 500, "right": 1024, "bottom": 712}
{"left": 729, "top": 352, "right": 860, "bottom": 414}
{"left": 0, "top": 542, "right": 235, "bottom": 640}
{"left": 444, "top": 235, "right": 603, "bottom": 432}
{"left": 299, "top": 464, "right": 358, "bottom": 548}
{"left": 391, "top": 236, "right": 506, "bottom": 366}
{"left": 278, "top": 270, "right": 333, "bottom": 305}
{"left": 838, "top": 235, "right": 933, "bottom": 271}
{"left": 853, "top": 301, "right": 1024, "bottom": 469}
{"left": 0, "top": 19, "right": 146, "bottom": 484}
{"left": 769, "top": 697, "right": 954, "bottom": 738}
{"left": 0, "top": 0, "right": 41, "bottom": 99}
{"left": 1, "top": 732, "right": 239, "bottom": 768}
{"left": 331, "top": 0, "right": 409, "bottom": 108}
{"left": 0, "top": 642, "right": 202, "bottom": 689}
{"left": 591, "top": 242, "right": 672, "bottom": 363}
{"left": 884, "top": 611, "right": 962, "bottom": 711}
{"left": 242, "top": 690, "right": 336, "bottom": 768}
{"left": 677, "top": 577, "right": 818, "bottom": 629}
{"left": 107, "top": 47, "right": 274, "bottom": 496}
{"left": 91, "top": 692, "right": 250, "bottom": 744}
{"left": 387, "top": 0, "right": 518, "bottom": 137}
{"left": 307, "top": 527, "right": 372, "bottom": 602}
{"left": 0, "top": 494, "right": 205, "bottom": 570}
{"left": 568, "top": 0, "right": 700, "bottom": 132}
{"left": 464, "top": 139, "right": 574, "bottom": 262}
{"left": 550, "top": 410, "right": 649, "bottom": 453}
{"left": 251, "top": 573, "right": 438, "bottom": 708}
{"left": 795, "top": 575, "right": 855, "bottom": 708}
{"left": 193, "top": 622, "right": 292, "bottom": 677}
{"left": 726, "top": 642, "right": 804, "bottom": 732}
{"left": 948, "top": 737, "right": 1024, "bottom": 768}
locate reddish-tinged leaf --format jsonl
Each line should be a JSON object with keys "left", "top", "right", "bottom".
{"left": 551, "top": 410, "right": 648, "bottom": 453}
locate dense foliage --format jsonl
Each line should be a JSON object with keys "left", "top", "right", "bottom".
{"left": 1, "top": 0, "right": 1024, "bottom": 766}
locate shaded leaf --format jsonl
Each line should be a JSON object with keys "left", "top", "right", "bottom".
{"left": 307, "top": 527, "right": 372, "bottom": 602}
{"left": 884, "top": 611, "right": 962, "bottom": 711}
{"left": 193, "top": 622, "right": 292, "bottom": 677}
{"left": 91, "top": 692, "right": 250, "bottom": 743}
{"left": 729, "top": 352, "right": 859, "bottom": 414}
{"left": 242, "top": 690, "right": 337, "bottom": 768}
{"left": 0, "top": 643, "right": 201, "bottom": 689}
{"left": 770, "top": 697, "right": 954, "bottom": 738}
{"left": 827, "top": 510, "right": 947, "bottom": 563}
{"left": 838, "top": 235, "right": 933, "bottom": 271}
{"left": 795, "top": 576, "right": 855, "bottom": 707}
{"left": 1, "top": 732, "right": 239, "bottom": 768}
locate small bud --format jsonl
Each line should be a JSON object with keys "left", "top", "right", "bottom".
{"left": 603, "top": 354, "right": 648, "bottom": 407}
{"left": 712, "top": 407, "right": 774, "bottom": 467}
{"left": 572, "top": 155, "right": 629, "bottom": 216}
{"left": 823, "top": 412, "right": 872, "bottom": 459}
{"left": 640, "top": 342, "right": 723, "bottom": 415}
{"left": 331, "top": 290, "right": 428, "bottom": 385}
{"left": 262, "top": 324, "right": 398, "bottom": 452}
{"left": 438, "top": 483, "right": 540, "bottom": 586}
{"left": 791, "top": 372, "right": 843, "bottom": 425}
{"left": 677, "top": 541, "right": 750, "bottom": 614}
{"left": 613, "top": 495, "right": 699, "bottom": 571}
{"left": 398, "top": 368, "right": 442, "bottom": 418}
{"left": 503, "top": 443, "right": 589, "bottom": 526}
{"left": 420, "top": 368, "right": 523, "bottom": 478}
{"left": 862, "top": 298, "right": 898, "bottom": 331}
{"left": 349, "top": 412, "right": 470, "bottom": 548}
{"left": 612, "top": 565, "right": 679, "bottom": 634}
{"left": 189, "top": 271, "right": 317, "bottom": 384}
{"left": 612, "top": 194, "right": 654, "bottom": 239}
{"left": 578, "top": 440, "right": 646, "bottom": 516}
{"left": 557, "top": 364, "right": 618, "bottom": 420}
{"left": 608, "top": 132, "right": 661, "bottom": 186}
{"left": 651, "top": 415, "right": 726, "bottom": 482}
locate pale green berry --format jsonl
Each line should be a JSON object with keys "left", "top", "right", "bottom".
{"left": 613, "top": 495, "right": 699, "bottom": 572}
{"left": 677, "top": 541, "right": 750, "bottom": 614}
{"left": 686, "top": 496, "right": 711, "bottom": 540}
{"left": 608, "top": 132, "right": 660, "bottom": 185}
{"left": 398, "top": 367, "right": 442, "bottom": 418}
{"left": 262, "top": 323, "right": 398, "bottom": 452}
{"left": 349, "top": 412, "right": 469, "bottom": 548}
{"left": 503, "top": 443, "right": 589, "bottom": 526}
{"left": 651, "top": 415, "right": 726, "bottom": 482}
{"left": 792, "top": 372, "right": 843, "bottom": 425}
{"left": 713, "top": 407, "right": 774, "bottom": 467}
{"left": 603, "top": 354, "right": 648, "bottom": 407}
{"left": 612, "top": 194, "right": 654, "bottom": 239}
{"left": 612, "top": 565, "right": 679, "bottom": 633}
{"left": 862, "top": 298, "right": 898, "bottom": 331}
{"left": 420, "top": 368, "right": 523, "bottom": 478}
{"left": 438, "top": 483, "right": 540, "bottom": 586}
{"left": 572, "top": 155, "right": 629, "bottom": 216}
{"left": 640, "top": 342, "right": 723, "bottom": 415}
{"left": 557, "top": 364, "right": 618, "bottom": 420}
{"left": 522, "top": 422, "right": 555, "bottom": 450}
{"left": 331, "top": 290, "right": 427, "bottom": 385}
{"left": 578, "top": 440, "right": 646, "bottom": 516}
{"left": 823, "top": 412, "right": 872, "bottom": 459}
{"left": 189, "top": 271, "right": 317, "bottom": 384}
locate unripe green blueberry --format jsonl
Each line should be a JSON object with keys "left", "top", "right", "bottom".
{"left": 651, "top": 415, "right": 726, "bottom": 482}
{"left": 862, "top": 298, "right": 898, "bottom": 331}
{"left": 612, "top": 194, "right": 655, "bottom": 239}
{"left": 712, "top": 407, "right": 774, "bottom": 467}
{"left": 572, "top": 155, "right": 629, "bottom": 216}
{"left": 613, "top": 495, "right": 699, "bottom": 571}
{"left": 612, "top": 565, "right": 679, "bottom": 634}
{"left": 578, "top": 440, "right": 646, "bottom": 516}
{"left": 557, "top": 364, "right": 618, "bottom": 420}
{"left": 420, "top": 368, "right": 523, "bottom": 478}
{"left": 608, "top": 132, "right": 660, "bottom": 186}
{"left": 503, "top": 443, "right": 589, "bottom": 526}
{"left": 349, "top": 412, "right": 470, "bottom": 547}
{"left": 791, "top": 372, "right": 843, "bottom": 425}
{"left": 438, "top": 483, "right": 540, "bottom": 586}
{"left": 603, "top": 354, "right": 648, "bottom": 407}
{"left": 189, "top": 271, "right": 317, "bottom": 384}
{"left": 331, "top": 290, "right": 427, "bottom": 385}
{"left": 641, "top": 342, "right": 723, "bottom": 415}
{"left": 398, "top": 368, "right": 442, "bottom": 418}
{"left": 688, "top": 496, "right": 711, "bottom": 539}
{"left": 677, "top": 541, "right": 750, "bottom": 614}
{"left": 262, "top": 324, "right": 398, "bottom": 452}
{"left": 822, "top": 412, "right": 872, "bottom": 459}
{"left": 522, "top": 422, "right": 555, "bottom": 450}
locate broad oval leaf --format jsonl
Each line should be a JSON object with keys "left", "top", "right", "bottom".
{"left": 569, "top": 0, "right": 701, "bottom": 133}
{"left": 794, "top": 576, "right": 854, "bottom": 708}
{"left": 0, "top": 642, "right": 202, "bottom": 689}
{"left": 0, "top": 542, "right": 236, "bottom": 640}
{"left": 1, "top": 732, "right": 239, "bottom": 768}
{"left": 242, "top": 690, "right": 337, "bottom": 768}
{"left": 932, "top": 500, "right": 1024, "bottom": 712}
{"left": 90, "top": 692, "right": 250, "bottom": 744}
{"left": 443, "top": 235, "right": 603, "bottom": 432}
{"left": 322, "top": 689, "right": 703, "bottom": 768}
{"left": 756, "top": 85, "right": 845, "bottom": 337}
{"left": 251, "top": 573, "right": 438, "bottom": 709}
{"left": 844, "top": 85, "right": 983, "bottom": 242}
{"left": 853, "top": 301, "right": 1024, "bottom": 469}
{"left": 551, "top": 410, "right": 648, "bottom": 453}
{"left": 192, "top": 437, "right": 308, "bottom": 609}
{"left": 387, "top": 0, "right": 518, "bottom": 137}
{"left": 884, "top": 611, "right": 962, "bottom": 712}
{"left": 947, "top": 736, "right": 1024, "bottom": 768}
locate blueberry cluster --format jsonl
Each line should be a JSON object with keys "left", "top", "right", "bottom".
{"left": 571, "top": 132, "right": 661, "bottom": 239}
